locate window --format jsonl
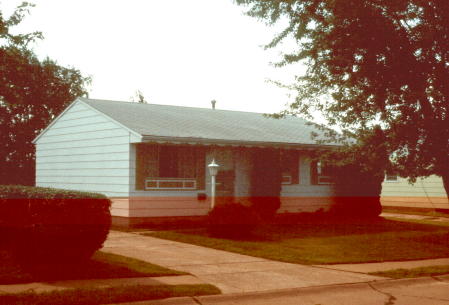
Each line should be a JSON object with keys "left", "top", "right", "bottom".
{"left": 159, "top": 146, "right": 179, "bottom": 177}
{"left": 280, "top": 150, "right": 299, "bottom": 185}
{"left": 281, "top": 175, "right": 292, "bottom": 184}
{"left": 385, "top": 170, "right": 398, "bottom": 182}
{"left": 145, "top": 178, "right": 197, "bottom": 190}
{"left": 136, "top": 144, "right": 205, "bottom": 190}
{"left": 317, "top": 161, "right": 333, "bottom": 184}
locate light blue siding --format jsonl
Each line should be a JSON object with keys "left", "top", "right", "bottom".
{"left": 35, "top": 101, "right": 133, "bottom": 198}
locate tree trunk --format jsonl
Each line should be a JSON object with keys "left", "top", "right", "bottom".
{"left": 442, "top": 172, "right": 449, "bottom": 199}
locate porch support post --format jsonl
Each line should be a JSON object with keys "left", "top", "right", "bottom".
{"left": 211, "top": 174, "right": 216, "bottom": 210}
{"left": 208, "top": 159, "right": 220, "bottom": 210}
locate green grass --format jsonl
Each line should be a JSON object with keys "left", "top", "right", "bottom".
{"left": 0, "top": 250, "right": 185, "bottom": 284}
{"left": 370, "top": 265, "right": 449, "bottom": 279}
{"left": 147, "top": 218, "right": 449, "bottom": 265}
{"left": 0, "top": 284, "right": 221, "bottom": 305}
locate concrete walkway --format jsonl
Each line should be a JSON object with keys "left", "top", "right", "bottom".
{"left": 116, "top": 275, "right": 449, "bottom": 305}
{"left": 0, "top": 275, "right": 205, "bottom": 295}
{"left": 381, "top": 212, "right": 449, "bottom": 223}
{"left": 102, "top": 231, "right": 383, "bottom": 294}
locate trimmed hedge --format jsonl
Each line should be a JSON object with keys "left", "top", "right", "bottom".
{"left": 0, "top": 185, "right": 111, "bottom": 265}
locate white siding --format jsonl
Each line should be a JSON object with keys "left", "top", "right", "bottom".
{"left": 111, "top": 198, "right": 130, "bottom": 217}
{"left": 233, "top": 149, "right": 252, "bottom": 205}
{"left": 129, "top": 144, "right": 137, "bottom": 192}
{"left": 381, "top": 175, "right": 449, "bottom": 209}
{"left": 35, "top": 101, "right": 134, "bottom": 203}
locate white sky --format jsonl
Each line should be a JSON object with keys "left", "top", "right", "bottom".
{"left": 1, "top": 0, "right": 305, "bottom": 114}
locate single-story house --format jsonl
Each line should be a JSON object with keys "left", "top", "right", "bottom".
{"left": 33, "top": 97, "right": 448, "bottom": 223}
{"left": 381, "top": 174, "right": 449, "bottom": 210}
{"left": 33, "top": 98, "right": 342, "bottom": 223}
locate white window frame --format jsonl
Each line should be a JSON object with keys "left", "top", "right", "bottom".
{"left": 281, "top": 175, "right": 292, "bottom": 185}
{"left": 385, "top": 174, "right": 399, "bottom": 182}
{"left": 316, "top": 161, "right": 333, "bottom": 184}
{"left": 145, "top": 178, "right": 197, "bottom": 190}
{"left": 317, "top": 175, "right": 333, "bottom": 185}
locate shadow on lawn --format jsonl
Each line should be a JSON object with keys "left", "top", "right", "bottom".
{"left": 147, "top": 214, "right": 449, "bottom": 265}
{"left": 0, "top": 249, "right": 182, "bottom": 285}
{"left": 148, "top": 214, "right": 447, "bottom": 242}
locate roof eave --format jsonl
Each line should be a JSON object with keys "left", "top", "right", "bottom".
{"left": 141, "top": 135, "right": 340, "bottom": 150}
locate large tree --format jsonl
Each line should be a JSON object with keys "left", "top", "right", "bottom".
{"left": 235, "top": 0, "right": 449, "bottom": 197}
{"left": 0, "top": 2, "right": 90, "bottom": 185}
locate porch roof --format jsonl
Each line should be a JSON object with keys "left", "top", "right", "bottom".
{"left": 80, "top": 98, "right": 340, "bottom": 148}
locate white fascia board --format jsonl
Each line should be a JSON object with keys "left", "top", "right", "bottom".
{"left": 32, "top": 99, "right": 82, "bottom": 144}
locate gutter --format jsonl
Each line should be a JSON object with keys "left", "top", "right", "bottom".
{"left": 140, "top": 135, "right": 341, "bottom": 150}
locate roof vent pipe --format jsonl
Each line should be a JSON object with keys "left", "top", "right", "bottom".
{"left": 211, "top": 100, "right": 216, "bottom": 110}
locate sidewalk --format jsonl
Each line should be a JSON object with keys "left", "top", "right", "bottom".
{"left": 102, "top": 231, "right": 382, "bottom": 294}
{"left": 112, "top": 275, "right": 449, "bottom": 305}
{"left": 381, "top": 212, "right": 449, "bottom": 223}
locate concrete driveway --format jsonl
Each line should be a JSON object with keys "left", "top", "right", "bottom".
{"left": 102, "top": 231, "right": 383, "bottom": 294}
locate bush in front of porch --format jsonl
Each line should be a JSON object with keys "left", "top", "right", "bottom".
{"left": 207, "top": 203, "right": 260, "bottom": 238}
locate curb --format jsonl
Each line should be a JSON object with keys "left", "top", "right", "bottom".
{"left": 109, "top": 276, "right": 449, "bottom": 305}
{"left": 0, "top": 275, "right": 206, "bottom": 295}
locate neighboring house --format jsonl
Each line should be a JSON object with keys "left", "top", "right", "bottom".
{"left": 381, "top": 174, "right": 449, "bottom": 210}
{"left": 33, "top": 98, "right": 339, "bottom": 222}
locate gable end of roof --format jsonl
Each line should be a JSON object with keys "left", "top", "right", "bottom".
{"left": 79, "top": 98, "right": 143, "bottom": 140}
{"left": 32, "top": 98, "right": 143, "bottom": 144}
{"left": 32, "top": 99, "right": 82, "bottom": 144}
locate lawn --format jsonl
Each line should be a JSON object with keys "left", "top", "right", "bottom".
{"left": 0, "top": 250, "right": 220, "bottom": 304}
{"left": 370, "top": 265, "right": 449, "bottom": 279}
{"left": 0, "top": 250, "right": 186, "bottom": 284}
{"left": 148, "top": 218, "right": 449, "bottom": 265}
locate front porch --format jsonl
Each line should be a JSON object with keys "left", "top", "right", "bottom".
{"left": 113, "top": 143, "right": 334, "bottom": 219}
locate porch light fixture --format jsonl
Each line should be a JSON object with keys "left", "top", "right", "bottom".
{"left": 208, "top": 159, "right": 220, "bottom": 210}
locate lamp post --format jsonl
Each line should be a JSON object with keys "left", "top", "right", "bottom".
{"left": 208, "top": 159, "right": 220, "bottom": 210}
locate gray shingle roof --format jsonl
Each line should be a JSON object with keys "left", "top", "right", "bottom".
{"left": 80, "top": 98, "right": 337, "bottom": 148}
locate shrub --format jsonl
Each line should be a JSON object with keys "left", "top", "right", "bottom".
{"left": 323, "top": 127, "right": 388, "bottom": 219}
{"left": 330, "top": 164, "right": 383, "bottom": 219}
{"left": 207, "top": 203, "right": 260, "bottom": 238}
{"left": 0, "top": 185, "right": 111, "bottom": 265}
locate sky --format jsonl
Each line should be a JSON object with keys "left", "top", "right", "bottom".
{"left": 1, "top": 0, "right": 305, "bottom": 114}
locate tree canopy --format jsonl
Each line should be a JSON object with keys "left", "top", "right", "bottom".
{"left": 235, "top": 0, "right": 449, "bottom": 196}
{"left": 130, "top": 90, "right": 148, "bottom": 104}
{"left": 0, "top": 2, "right": 90, "bottom": 185}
